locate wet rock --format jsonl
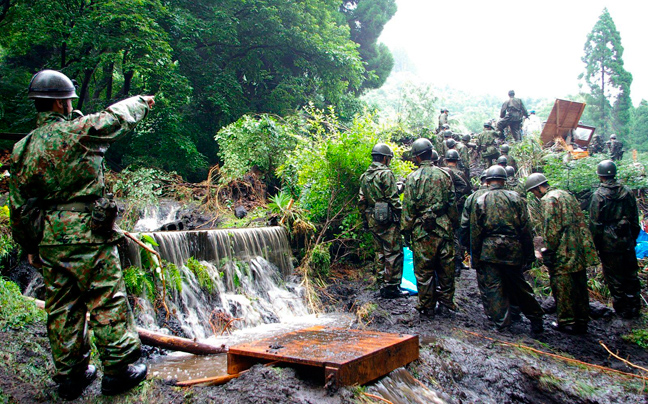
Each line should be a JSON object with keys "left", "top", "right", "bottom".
{"left": 589, "top": 301, "right": 614, "bottom": 319}
{"left": 157, "top": 219, "right": 186, "bottom": 231}
{"left": 235, "top": 205, "right": 248, "bottom": 219}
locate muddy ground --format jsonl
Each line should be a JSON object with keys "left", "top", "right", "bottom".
{"left": 1, "top": 262, "right": 647, "bottom": 403}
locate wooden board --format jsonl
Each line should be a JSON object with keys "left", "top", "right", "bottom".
{"left": 227, "top": 326, "right": 419, "bottom": 387}
{"left": 540, "top": 99, "right": 587, "bottom": 145}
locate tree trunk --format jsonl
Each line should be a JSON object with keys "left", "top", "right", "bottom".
{"left": 76, "top": 67, "right": 95, "bottom": 111}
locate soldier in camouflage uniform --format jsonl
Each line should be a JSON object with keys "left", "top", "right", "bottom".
{"left": 526, "top": 174, "right": 599, "bottom": 334}
{"left": 606, "top": 134, "right": 624, "bottom": 161}
{"left": 402, "top": 138, "right": 457, "bottom": 317}
{"left": 359, "top": 143, "right": 404, "bottom": 299}
{"left": 475, "top": 121, "right": 501, "bottom": 168}
{"left": 589, "top": 160, "right": 642, "bottom": 318}
{"left": 9, "top": 70, "right": 153, "bottom": 400}
{"left": 443, "top": 150, "right": 472, "bottom": 275}
{"left": 499, "top": 144, "right": 518, "bottom": 172}
{"left": 497, "top": 90, "right": 529, "bottom": 141}
{"left": 459, "top": 172, "right": 488, "bottom": 249}
{"left": 470, "top": 166, "right": 544, "bottom": 333}
{"left": 505, "top": 166, "right": 526, "bottom": 198}
{"left": 437, "top": 108, "right": 449, "bottom": 133}
{"left": 588, "top": 132, "right": 604, "bottom": 155}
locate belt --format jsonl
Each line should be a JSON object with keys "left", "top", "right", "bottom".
{"left": 48, "top": 201, "right": 93, "bottom": 212}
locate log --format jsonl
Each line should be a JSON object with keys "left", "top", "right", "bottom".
{"left": 24, "top": 296, "right": 227, "bottom": 355}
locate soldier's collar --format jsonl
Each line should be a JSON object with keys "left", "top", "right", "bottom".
{"left": 36, "top": 111, "right": 68, "bottom": 126}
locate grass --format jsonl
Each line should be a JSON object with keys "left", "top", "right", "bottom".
{"left": 622, "top": 328, "right": 648, "bottom": 350}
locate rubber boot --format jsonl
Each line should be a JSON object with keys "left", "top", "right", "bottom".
{"left": 102, "top": 363, "right": 148, "bottom": 396}
{"left": 58, "top": 365, "right": 97, "bottom": 401}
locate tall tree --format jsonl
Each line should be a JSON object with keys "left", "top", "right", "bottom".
{"left": 627, "top": 100, "right": 648, "bottom": 151}
{"left": 579, "top": 8, "right": 633, "bottom": 138}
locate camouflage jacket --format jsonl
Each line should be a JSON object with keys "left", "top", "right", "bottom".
{"left": 608, "top": 140, "right": 624, "bottom": 160}
{"left": 459, "top": 185, "right": 489, "bottom": 247}
{"left": 401, "top": 160, "right": 456, "bottom": 241}
{"left": 588, "top": 133, "right": 604, "bottom": 154}
{"left": 540, "top": 188, "right": 599, "bottom": 275}
{"left": 9, "top": 96, "right": 150, "bottom": 250}
{"left": 359, "top": 162, "right": 402, "bottom": 224}
{"left": 589, "top": 179, "right": 640, "bottom": 253}
{"left": 500, "top": 97, "right": 529, "bottom": 120}
{"left": 455, "top": 142, "right": 471, "bottom": 169}
{"left": 443, "top": 166, "right": 472, "bottom": 210}
{"left": 470, "top": 184, "right": 534, "bottom": 267}
{"left": 506, "top": 178, "right": 526, "bottom": 198}
{"left": 475, "top": 130, "right": 501, "bottom": 158}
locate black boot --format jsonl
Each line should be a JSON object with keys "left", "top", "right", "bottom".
{"left": 102, "top": 363, "right": 148, "bottom": 396}
{"left": 530, "top": 318, "right": 544, "bottom": 335}
{"left": 58, "top": 365, "right": 97, "bottom": 401}
{"left": 380, "top": 285, "right": 406, "bottom": 299}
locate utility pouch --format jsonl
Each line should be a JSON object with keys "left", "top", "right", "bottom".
{"left": 374, "top": 202, "right": 391, "bottom": 225}
{"left": 90, "top": 195, "right": 118, "bottom": 235}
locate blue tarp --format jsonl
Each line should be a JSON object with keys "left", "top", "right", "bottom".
{"left": 636, "top": 230, "right": 648, "bottom": 259}
{"left": 400, "top": 247, "right": 417, "bottom": 295}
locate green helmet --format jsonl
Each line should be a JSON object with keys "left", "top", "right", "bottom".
{"left": 371, "top": 143, "right": 394, "bottom": 158}
{"left": 411, "top": 138, "right": 433, "bottom": 157}
{"left": 496, "top": 155, "right": 508, "bottom": 166}
{"left": 508, "top": 90, "right": 515, "bottom": 97}
{"left": 479, "top": 171, "right": 488, "bottom": 181}
{"left": 484, "top": 121, "right": 494, "bottom": 129}
{"left": 28, "top": 70, "right": 78, "bottom": 99}
{"left": 505, "top": 166, "right": 515, "bottom": 178}
{"left": 443, "top": 130, "right": 453, "bottom": 138}
{"left": 597, "top": 159, "right": 617, "bottom": 177}
{"left": 445, "top": 138, "right": 456, "bottom": 149}
{"left": 461, "top": 134, "right": 471, "bottom": 142}
{"left": 431, "top": 150, "right": 439, "bottom": 162}
{"left": 485, "top": 165, "right": 507, "bottom": 180}
{"left": 445, "top": 149, "right": 460, "bottom": 161}
{"left": 500, "top": 144, "right": 510, "bottom": 154}
{"left": 524, "top": 173, "right": 548, "bottom": 192}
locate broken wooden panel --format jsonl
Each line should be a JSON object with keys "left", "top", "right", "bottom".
{"left": 227, "top": 326, "right": 419, "bottom": 387}
{"left": 540, "top": 99, "right": 587, "bottom": 145}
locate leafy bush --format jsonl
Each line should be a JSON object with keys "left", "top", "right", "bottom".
{"left": 187, "top": 257, "right": 215, "bottom": 293}
{"left": 623, "top": 329, "right": 648, "bottom": 350}
{"left": 310, "top": 243, "right": 331, "bottom": 278}
{"left": 0, "top": 278, "right": 45, "bottom": 330}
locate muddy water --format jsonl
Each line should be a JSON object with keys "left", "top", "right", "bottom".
{"left": 150, "top": 353, "right": 228, "bottom": 383}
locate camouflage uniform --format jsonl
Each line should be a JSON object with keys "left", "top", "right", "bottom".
{"left": 458, "top": 184, "right": 489, "bottom": 249}
{"left": 540, "top": 188, "right": 598, "bottom": 329}
{"left": 497, "top": 97, "right": 529, "bottom": 141}
{"left": 455, "top": 142, "right": 471, "bottom": 177}
{"left": 506, "top": 177, "right": 526, "bottom": 198}
{"left": 588, "top": 133, "right": 604, "bottom": 154}
{"left": 437, "top": 112, "right": 448, "bottom": 133}
{"left": 470, "top": 184, "right": 543, "bottom": 329}
{"left": 444, "top": 166, "right": 472, "bottom": 271}
{"left": 608, "top": 139, "right": 624, "bottom": 161}
{"left": 359, "top": 162, "right": 404, "bottom": 287}
{"left": 9, "top": 96, "right": 149, "bottom": 381}
{"left": 589, "top": 179, "right": 642, "bottom": 317}
{"left": 475, "top": 129, "right": 501, "bottom": 168}
{"left": 402, "top": 161, "right": 457, "bottom": 312}
{"left": 501, "top": 152, "right": 517, "bottom": 172}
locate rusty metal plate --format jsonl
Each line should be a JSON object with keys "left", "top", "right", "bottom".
{"left": 540, "top": 99, "right": 587, "bottom": 145}
{"left": 227, "top": 326, "right": 419, "bottom": 386}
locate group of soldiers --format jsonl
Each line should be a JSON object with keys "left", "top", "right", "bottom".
{"left": 360, "top": 132, "right": 643, "bottom": 335}
{"left": 589, "top": 132, "right": 625, "bottom": 160}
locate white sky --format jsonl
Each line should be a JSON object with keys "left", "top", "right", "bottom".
{"left": 379, "top": 0, "right": 648, "bottom": 105}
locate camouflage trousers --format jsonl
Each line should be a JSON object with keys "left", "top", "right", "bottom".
{"left": 497, "top": 118, "right": 523, "bottom": 141}
{"left": 549, "top": 270, "right": 589, "bottom": 328}
{"left": 40, "top": 243, "right": 141, "bottom": 381}
{"left": 599, "top": 251, "right": 642, "bottom": 316}
{"left": 411, "top": 236, "right": 455, "bottom": 311}
{"left": 475, "top": 262, "right": 543, "bottom": 329}
{"left": 369, "top": 222, "right": 404, "bottom": 286}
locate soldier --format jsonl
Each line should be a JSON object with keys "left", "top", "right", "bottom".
{"left": 459, "top": 172, "right": 489, "bottom": 249}
{"left": 496, "top": 155, "right": 508, "bottom": 168}
{"left": 444, "top": 150, "right": 472, "bottom": 275}
{"left": 455, "top": 135, "right": 472, "bottom": 178}
{"left": 497, "top": 90, "right": 529, "bottom": 141}
{"left": 525, "top": 174, "right": 599, "bottom": 334}
{"left": 589, "top": 160, "right": 642, "bottom": 318}
{"left": 588, "top": 132, "right": 604, "bottom": 155}
{"left": 475, "top": 121, "right": 501, "bottom": 168}
{"left": 359, "top": 143, "right": 404, "bottom": 299}
{"left": 500, "top": 143, "right": 518, "bottom": 172}
{"left": 8, "top": 70, "right": 154, "bottom": 399}
{"left": 437, "top": 108, "right": 449, "bottom": 133}
{"left": 469, "top": 166, "right": 544, "bottom": 333}
{"left": 505, "top": 166, "right": 526, "bottom": 198}
{"left": 402, "top": 138, "right": 457, "bottom": 318}
{"left": 607, "top": 134, "right": 624, "bottom": 161}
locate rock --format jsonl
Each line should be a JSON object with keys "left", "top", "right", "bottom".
{"left": 235, "top": 205, "right": 248, "bottom": 219}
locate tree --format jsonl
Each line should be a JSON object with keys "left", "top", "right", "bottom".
{"left": 579, "top": 8, "right": 633, "bottom": 138}
{"left": 627, "top": 100, "right": 648, "bottom": 151}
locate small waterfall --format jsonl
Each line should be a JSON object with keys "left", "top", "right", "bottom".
{"left": 122, "top": 227, "right": 307, "bottom": 340}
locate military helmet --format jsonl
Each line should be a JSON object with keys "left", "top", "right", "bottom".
{"left": 610, "top": 134, "right": 617, "bottom": 140}
{"left": 596, "top": 159, "right": 617, "bottom": 177}
{"left": 496, "top": 155, "right": 508, "bottom": 166}
{"left": 445, "top": 149, "right": 460, "bottom": 161}
{"left": 445, "top": 138, "right": 456, "bottom": 149}
{"left": 442, "top": 124, "right": 450, "bottom": 130}
{"left": 500, "top": 144, "right": 510, "bottom": 153}
{"left": 461, "top": 134, "right": 471, "bottom": 142}
{"left": 479, "top": 171, "right": 488, "bottom": 181}
{"left": 28, "top": 70, "right": 78, "bottom": 99}
{"left": 524, "top": 173, "right": 548, "bottom": 192}
{"left": 508, "top": 90, "right": 515, "bottom": 96}
{"left": 431, "top": 150, "right": 439, "bottom": 162}
{"left": 441, "top": 108, "right": 448, "bottom": 113}
{"left": 485, "top": 165, "right": 507, "bottom": 180}
{"left": 371, "top": 143, "right": 394, "bottom": 158}
{"left": 411, "top": 138, "right": 434, "bottom": 157}
{"left": 484, "top": 121, "right": 494, "bottom": 129}
{"left": 505, "top": 166, "right": 515, "bottom": 178}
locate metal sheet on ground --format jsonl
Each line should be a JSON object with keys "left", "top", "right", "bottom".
{"left": 227, "top": 325, "right": 419, "bottom": 387}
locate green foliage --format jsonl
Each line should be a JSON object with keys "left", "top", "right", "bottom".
{"left": 186, "top": 257, "right": 215, "bottom": 293}
{"left": 0, "top": 205, "right": 17, "bottom": 267}
{"left": 310, "top": 243, "right": 331, "bottom": 278}
{"left": 123, "top": 266, "right": 156, "bottom": 302}
{"left": 510, "top": 135, "right": 547, "bottom": 174}
{"left": 215, "top": 114, "right": 299, "bottom": 183}
{"left": 0, "top": 278, "right": 45, "bottom": 331}
{"left": 623, "top": 328, "right": 648, "bottom": 350}
{"left": 628, "top": 100, "right": 648, "bottom": 152}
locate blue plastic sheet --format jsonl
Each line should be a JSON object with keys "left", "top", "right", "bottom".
{"left": 636, "top": 230, "right": 648, "bottom": 259}
{"left": 400, "top": 247, "right": 418, "bottom": 295}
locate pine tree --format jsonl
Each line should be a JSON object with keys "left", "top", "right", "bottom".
{"left": 628, "top": 100, "right": 648, "bottom": 151}
{"left": 579, "top": 8, "right": 633, "bottom": 138}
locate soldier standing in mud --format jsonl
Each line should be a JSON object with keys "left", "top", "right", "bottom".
{"left": 606, "top": 134, "right": 624, "bottom": 161}
{"left": 469, "top": 166, "right": 544, "bottom": 333}
{"left": 475, "top": 121, "right": 501, "bottom": 168}
{"left": 402, "top": 138, "right": 457, "bottom": 318}
{"left": 525, "top": 174, "right": 599, "bottom": 334}
{"left": 9, "top": 70, "right": 154, "bottom": 400}
{"left": 442, "top": 150, "right": 472, "bottom": 276}
{"left": 497, "top": 90, "right": 529, "bottom": 142}
{"left": 589, "top": 160, "right": 642, "bottom": 318}
{"left": 359, "top": 143, "right": 404, "bottom": 299}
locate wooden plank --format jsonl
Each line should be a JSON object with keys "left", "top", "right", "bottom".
{"left": 540, "top": 99, "right": 587, "bottom": 145}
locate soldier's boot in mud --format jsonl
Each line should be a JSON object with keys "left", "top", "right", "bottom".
{"left": 58, "top": 365, "right": 97, "bottom": 401}
{"left": 418, "top": 306, "right": 435, "bottom": 320}
{"left": 530, "top": 318, "right": 544, "bottom": 335}
{"left": 550, "top": 322, "right": 586, "bottom": 335}
{"left": 436, "top": 304, "right": 454, "bottom": 318}
{"left": 102, "top": 363, "right": 148, "bottom": 396}
{"left": 380, "top": 285, "right": 407, "bottom": 299}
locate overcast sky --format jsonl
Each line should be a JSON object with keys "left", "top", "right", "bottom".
{"left": 379, "top": 0, "right": 647, "bottom": 105}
